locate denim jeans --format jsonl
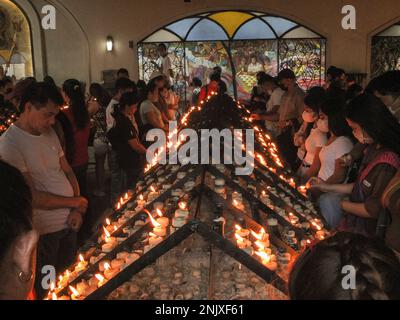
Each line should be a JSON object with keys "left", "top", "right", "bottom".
{"left": 318, "top": 192, "right": 346, "bottom": 229}
{"left": 35, "top": 229, "right": 77, "bottom": 299}
{"left": 109, "top": 149, "right": 123, "bottom": 204}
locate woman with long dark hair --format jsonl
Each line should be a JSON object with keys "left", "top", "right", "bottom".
{"left": 61, "top": 79, "right": 90, "bottom": 198}
{"left": 294, "top": 87, "right": 327, "bottom": 184}
{"left": 311, "top": 94, "right": 400, "bottom": 236}
{"left": 88, "top": 83, "right": 111, "bottom": 197}
{"left": 108, "top": 92, "right": 147, "bottom": 191}
{"left": 289, "top": 232, "right": 400, "bottom": 300}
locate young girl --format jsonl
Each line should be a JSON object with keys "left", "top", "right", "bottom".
{"left": 294, "top": 87, "right": 327, "bottom": 184}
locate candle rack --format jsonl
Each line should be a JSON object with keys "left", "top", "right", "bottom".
{"left": 49, "top": 93, "right": 331, "bottom": 300}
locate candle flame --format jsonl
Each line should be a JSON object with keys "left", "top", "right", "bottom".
{"left": 156, "top": 209, "right": 163, "bottom": 217}
{"left": 139, "top": 194, "right": 144, "bottom": 201}
{"left": 150, "top": 186, "right": 156, "bottom": 193}
{"left": 255, "top": 251, "right": 271, "bottom": 264}
{"left": 52, "top": 293, "right": 58, "bottom": 301}
{"left": 103, "top": 226, "right": 111, "bottom": 238}
{"left": 144, "top": 209, "right": 162, "bottom": 228}
{"left": 66, "top": 270, "right": 70, "bottom": 277}
{"left": 117, "top": 202, "right": 121, "bottom": 210}
{"left": 113, "top": 226, "right": 118, "bottom": 232}
{"left": 69, "top": 285, "right": 80, "bottom": 297}
{"left": 104, "top": 262, "right": 111, "bottom": 270}
{"left": 95, "top": 274, "right": 104, "bottom": 282}
{"left": 255, "top": 241, "right": 267, "bottom": 250}
{"left": 124, "top": 193, "right": 129, "bottom": 200}
{"left": 79, "top": 254, "right": 85, "bottom": 262}
{"left": 235, "top": 233, "right": 245, "bottom": 243}
{"left": 106, "top": 218, "right": 111, "bottom": 226}
{"left": 251, "top": 228, "right": 267, "bottom": 241}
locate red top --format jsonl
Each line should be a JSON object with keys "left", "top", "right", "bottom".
{"left": 198, "top": 83, "right": 219, "bottom": 103}
{"left": 64, "top": 109, "right": 90, "bottom": 168}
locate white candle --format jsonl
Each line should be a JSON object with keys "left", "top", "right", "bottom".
{"left": 153, "top": 226, "right": 167, "bottom": 237}
{"left": 156, "top": 217, "right": 169, "bottom": 228}
{"left": 104, "top": 268, "right": 119, "bottom": 280}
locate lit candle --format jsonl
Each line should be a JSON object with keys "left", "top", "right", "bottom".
{"left": 95, "top": 274, "right": 107, "bottom": 288}
{"left": 69, "top": 285, "right": 83, "bottom": 300}
{"left": 74, "top": 254, "right": 88, "bottom": 273}
{"left": 235, "top": 225, "right": 250, "bottom": 238}
{"left": 103, "top": 262, "right": 119, "bottom": 280}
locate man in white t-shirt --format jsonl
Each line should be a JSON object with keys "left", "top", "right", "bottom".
{"left": 0, "top": 81, "right": 88, "bottom": 298}
{"left": 250, "top": 74, "right": 284, "bottom": 137}
{"left": 158, "top": 43, "right": 174, "bottom": 85}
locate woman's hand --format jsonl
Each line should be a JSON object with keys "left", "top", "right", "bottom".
{"left": 307, "top": 177, "right": 331, "bottom": 192}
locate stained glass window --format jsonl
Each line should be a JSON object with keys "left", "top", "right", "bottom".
{"left": 186, "top": 19, "right": 229, "bottom": 41}
{"left": 138, "top": 42, "right": 185, "bottom": 83}
{"left": 138, "top": 10, "right": 326, "bottom": 105}
{"left": 231, "top": 40, "right": 278, "bottom": 99}
{"left": 234, "top": 19, "right": 275, "bottom": 40}
{"left": 371, "top": 23, "right": 400, "bottom": 78}
{"left": 279, "top": 39, "right": 326, "bottom": 90}
{"left": 143, "top": 29, "right": 181, "bottom": 43}
{"left": 262, "top": 17, "right": 297, "bottom": 37}
{"left": 208, "top": 11, "right": 253, "bottom": 38}
{"left": 166, "top": 18, "right": 200, "bottom": 40}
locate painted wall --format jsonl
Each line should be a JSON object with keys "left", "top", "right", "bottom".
{"left": 20, "top": 0, "right": 400, "bottom": 85}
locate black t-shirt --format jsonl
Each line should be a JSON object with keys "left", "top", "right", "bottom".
{"left": 108, "top": 115, "right": 140, "bottom": 170}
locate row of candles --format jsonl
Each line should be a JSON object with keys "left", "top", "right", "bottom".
{"left": 47, "top": 187, "right": 155, "bottom": 299}
{"left": 48, "top": 197, "right": 191, "bottom": 300}
{"left": 144, "top": 92, "right": 216, "bottom": 173}
{"left": 234, "top": 225, "right": 280, "bottom": 272}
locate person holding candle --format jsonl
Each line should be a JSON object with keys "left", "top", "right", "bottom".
{"left": 108, "top": 92, "right": 147, "bottom": 191}
{"left": 289, "top": 232, "right": 400, "bottom": 300}
{"left": 0, "top": 160, "right": 39, "bottom": 300}
{"left": 0, "top": 80, "right": 88, "bottom": 299}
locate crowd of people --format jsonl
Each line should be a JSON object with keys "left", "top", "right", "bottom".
{"left": 1, "top": 49, "right": 400, "bottom": 300}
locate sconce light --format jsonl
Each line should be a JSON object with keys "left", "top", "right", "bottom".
{"left": 106, "top": 36, "right": 114, "bottom": 52}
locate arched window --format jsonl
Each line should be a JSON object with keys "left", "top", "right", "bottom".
{"left": 0, "top": 0, "right": 34, "bottom": 79}
{"left": 138, "top": 10, "right": 326, "bottom": 102}
{"left": 371, "top": 23, "right": 400, "bottom": 78}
